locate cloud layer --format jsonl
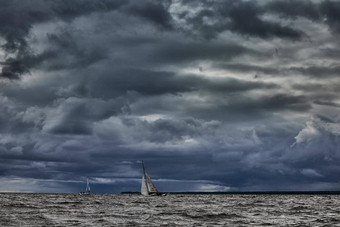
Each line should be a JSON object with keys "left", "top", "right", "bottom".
{"left": 0, "top": 0, "right": 340, "bottom": 193}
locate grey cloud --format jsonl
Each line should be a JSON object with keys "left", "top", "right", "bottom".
{"left": 292, "top": 82, "right": 340, "bottom": 99}
{"left": 125, "top": 1, "right": 173, "bottom": 29}
{"left": 0, "top": 0, "right": 340, "bottom": 193}
{"left": 44, "top": 31, "right": 109, "bottom": 70}
{"left": 151, "top": 41, "right": 263, "bottom": 64}
{"left": 216, "top": 63, "right": 280, "bottom": 75}
{"left": 314, "top": 114, "right": 337, "bottom": 123}
{"left": 116, "top": 117, "right": 220, "bottom": 144}
{"left": 43, "top": 97, "right": 130, "bottom": 135}
{"left": 255, "top": 94, "right": 310, "bottom": 111}
{"left": 319, "top": 47, "right": 340, "bottom": 59}
{"left": 320, "top": 0, "right": 340, "bottom": 33}
{"left": 0, "top": 0, "right": 127, "bottom": 79}
{"left": 180, "top": 0, "right": 340, "bottom": 41}
{"left": 180, "top": 0, "right": 306, "bottom": 40}
{"left": 0, "top": 51, "right": 59, "bottom": 79}
{"left": 3, "top": 80, "right": 61, "bottom": 107}
{"left": 289, "top": 65, "right": 340, "bottom": 78}
{"left": 82, "top": 67, "right": 278, "bottom": 100}
{"left": 50, "top": 0, "right": 127, "bottom": 21}
{"left": 1, "top": 112, "right": 340, "bottom": 192}
{"left": 194, "top": 94, "right": 310, "bottom": 121}
{"left": 288, "top": 118, "right": 340, "bottom": 179}
{"left": 202, "top": 78, "right": 278, "bottom": 93}
{"left": 266, "top": 0, "right": 321, "bottom": 21}
{"left": 264, "top": 0, "right": 340, "bottom": 35}
{"left": 0, "top": 97, "right": 36, "bottom": 134}
{"left": 0, "top": 0, "right": 312, "bottom": 80}
{"left": 314, "top": 100, "right": 340, "bottom": 108}
{"left": 224, "top": 1, "right": 305, "bottom": 40}
{"left": 0, "top": 59, "right": 29, "bottom": 80}
{"left": 132, "top": 94, "right": 309, "bottom": 126}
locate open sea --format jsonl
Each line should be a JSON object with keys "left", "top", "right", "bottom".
{"left": 0, "top": 193, "right": 339, "bottom": 226}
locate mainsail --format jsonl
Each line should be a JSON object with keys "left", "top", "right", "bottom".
{"left": 85, "top": 178, "right": 90, "bottom": 193}
{"left": 79, "top": 178, "right": 91, "bottom": 195}
{"left": 141, "top": 175, "right": 148, "bottom": 196}
{"left": 141, "top": 161, "right": 159, "bottom": 195}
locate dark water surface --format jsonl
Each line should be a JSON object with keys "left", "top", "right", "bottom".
{"left": 1, "top": 193, "right": 339, "bottom": 226}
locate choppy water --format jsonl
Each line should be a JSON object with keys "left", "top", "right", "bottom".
{"left": 0, "top": 193, "right": 339, "bottom": 226}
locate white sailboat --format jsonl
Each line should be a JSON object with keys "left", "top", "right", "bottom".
{"left": 79, "top": 178, "right": 91, "bottom": 195}
{"left": 141, "top": 161, "right": 165, "bottom": 196}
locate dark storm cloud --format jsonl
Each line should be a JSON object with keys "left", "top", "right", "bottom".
{"left": 125, "top": 1, "right": 173, "bottom": 29}
{"left": 178, "top": 0, "right": 340, "bottom": 41}
{"left": 89, "top": 68, "right": 278, "bottom": 98}
{"left": 117, "top": 117, "right": 339, "bottom": 191}
{"left": 117, "top": 117, "right": 219, "bottom": 143}
{"left": 320, "top": 0, "right": 340, "bottom": 33}
{"left": 266, "top": 0, "right": 321, "bottom": 21}
{"left": 223, "top": 1, "right": 305, "bottom": 40}
{"left": 45, "top": 35, "right": 260, "bottom": 72}
{"left": 180, "top": 0, "right": 305, "bottom": 40}
{"left": 265, "top": 0, "right": 340, "bottom": 35}
{"left": 0, "top": 0, "right": 173, "bottom": 80}
{"left": 289, "top": 119, "right": 340, "bottom": 177}
{"left": 240, "top": 94, "right": 310, "bottom": 111}
{"left": 0, "top": 50, "right": 60, "bottom": 79}
{"left": 43, "top": 97, "right": 131, "bottom": 135}
{"left": 148, "top": 40, "right": 268, "bottom": 66}
{"left": 129, "top": 92, "right": 309, "bottom": 124}
{"left": 87, "top": 69, "right": 193, "bottom": 97}
{"left": 185, "top": 93, "right": 311, "bottom": 122}
{"left": 0, "top": 0, "right": 340, "bottom": 193}
{"left": 0, "top": 59, "right": 29, "bottom": 79}
{"left": 0, "top": 0, "right": 127, "bottom": 79}
{"left": 0, "top": 0, "right": 126, "bottom": 49}
{"left": 315, "top": 114, "right": 337, "bottom": 123}
{"left": 314, "top": 100, "right": 340, "bottom": 108}
{"left": 50, "top": 0, "right": 127, "bottom": 21}
{"left": 319, "top": 47, "right": 340, "bottom": 59}
{"left": 292, "top": 82, "right": 340, "bottom": 94}
{"left": 215, "top": 117, "right": 340, "bottom": 191}
{"left": 289, "top": 65, "right": 340, "bottom": 78}
{"left": 0, "top": 97, "right": 37, "bottom": 135}
{"left": 25, "top": 69, "right": 278, "bottom": 136}
{"left": 216, "top": 63, "right": 280, "bottom": 75}
{"left": 202, "top": 78, "right": 278, "bottom": 93}
{"left": 45, "top": 31, "right": 109, "bottom": 70}
{"left": 0, "top": 0, "right": 325, "bottom": 80}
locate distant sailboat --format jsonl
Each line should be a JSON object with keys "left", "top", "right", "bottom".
{"left": 79, "top": 178, "right": 90, "bottom": 195}
{"left": 141, "top": 161, "right": 165, "bottom": 196}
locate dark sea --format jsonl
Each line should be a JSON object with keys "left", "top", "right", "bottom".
{"left": 1, "top": 193, "right": 339, "bottom": 226}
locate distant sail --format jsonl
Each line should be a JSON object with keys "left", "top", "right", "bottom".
{"left": 85, "top": 178, "right": 90, "bottom": 193}
{"left": 80, "top": 178, "right": 91, "bottom": 195}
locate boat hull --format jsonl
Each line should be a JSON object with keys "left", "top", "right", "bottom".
{"left": 143, "top": 192, "right": 167, "bottom": 196}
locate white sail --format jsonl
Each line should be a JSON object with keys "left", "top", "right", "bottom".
{"left": 141, "top": 162, "right": 159, "bottom": 195}
{"left": 85, "top": 178, "right": 90, "bottom": 193}
{"left": 144, "top": 171, "right": 158, "bottom": 193}
{"left": 79, "top": 178, "right": 90, "bottom": 195}
{"left": 141, "top": 175, "right": 148, "bottom": 196}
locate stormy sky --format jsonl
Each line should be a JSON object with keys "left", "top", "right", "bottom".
{"left": 0, "top": 0, "right": 340, "bottom": 193}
